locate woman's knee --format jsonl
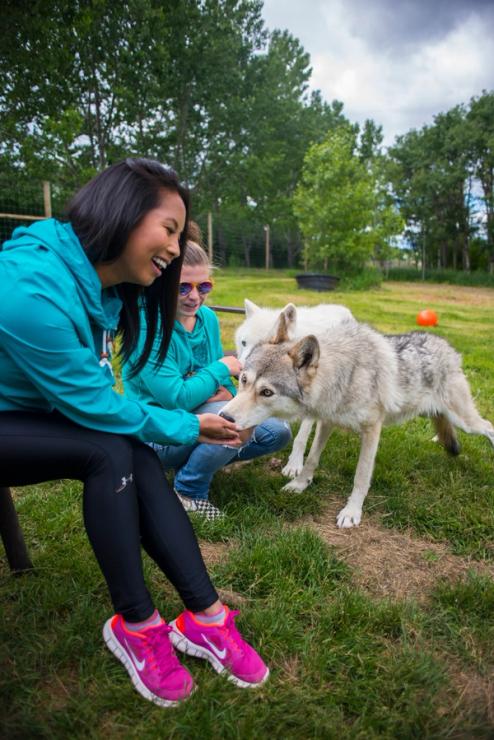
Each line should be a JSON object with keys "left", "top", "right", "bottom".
{"left": 84, "top": 433, "right": 137, "bottom": 492}
{"left": 87, "top": 436, "right": 163, "bottom": 496}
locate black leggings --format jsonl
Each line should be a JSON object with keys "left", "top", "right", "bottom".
{"left": 0, "top": 411, "right": 218, "bottom": 621}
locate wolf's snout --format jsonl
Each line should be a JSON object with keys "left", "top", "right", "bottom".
{"left": 219, "top": 411, "right": 235, "bottom": 423}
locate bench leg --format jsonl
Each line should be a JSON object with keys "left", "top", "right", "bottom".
{"left": 0, "top": 486, "right": 34, "bottom": 573}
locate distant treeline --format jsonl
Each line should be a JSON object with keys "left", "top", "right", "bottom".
{"left": 385, "top": 267, "right": 494, "bottom": 288}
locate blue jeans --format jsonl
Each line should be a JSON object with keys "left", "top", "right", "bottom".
{"left": 150, "top": 401, "right": 292, "bottom": 501}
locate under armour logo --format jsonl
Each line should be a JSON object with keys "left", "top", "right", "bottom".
{"left": 115, "top": 473, "right": 134, "bottom": 492}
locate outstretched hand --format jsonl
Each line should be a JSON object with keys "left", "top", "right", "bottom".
{"left": 196, "top": 412, "right": 242, "bottom": 446}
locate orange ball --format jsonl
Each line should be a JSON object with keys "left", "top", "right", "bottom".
{"left": 416, "top": 309, "right": 438, "bottom": 327}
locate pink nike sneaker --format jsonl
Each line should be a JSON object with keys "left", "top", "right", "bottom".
{"left": 169, "top": 606, "right": 269, "bottom": 688}
{"left": 103, "top": 614, "right": 194, "bottom": 707}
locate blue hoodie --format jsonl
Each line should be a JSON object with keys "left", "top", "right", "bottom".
{"left": 0, "top": 219, "right": 199, "bottom": 445}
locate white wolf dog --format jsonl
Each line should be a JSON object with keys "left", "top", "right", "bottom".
{"left": 223, "top": 305, "right": 494, "bottom": 528}
{"left": 235, "top": 299, "right": 355, "bottom": 478}
{"left": 235, "top": 299, "right": 354, "bottom": 363}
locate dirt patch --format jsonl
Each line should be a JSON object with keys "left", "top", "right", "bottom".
{"left": 445, "top": 667, "right": 494, "bottom": 729}
{"left": 385, "top": 282, "right": 494, "bottom": 309}
{"left": 307, "top": 501, "right": 494, "bottom": 603}
{"left": 198, "top": 502, "right": 494, "bottom": 605}
{"left": 199, "top": 540, "right": 230, "bottom": 565}
{"left": 215, "top": 587, "right": 250, "bottom": 606}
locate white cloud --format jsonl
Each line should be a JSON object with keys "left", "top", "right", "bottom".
{"left": 262, "top": 0, "right": 494, "bottom": 146}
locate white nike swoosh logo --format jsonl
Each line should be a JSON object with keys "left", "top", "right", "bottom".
{"left": 201, "top": 633, "right": 227, "bottom": 660}
{"left": 125, "top": 639, "right": 146, "bottom": 671}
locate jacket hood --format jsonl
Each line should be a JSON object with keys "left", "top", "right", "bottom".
{"left": 2, "top": 218, "right": 121, "bottom": 330}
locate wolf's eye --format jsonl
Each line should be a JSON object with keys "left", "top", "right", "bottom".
{"left": 241, "top": 340, "right": 247, "bottom": 347}
{"left": 260, "top": 388, "right": 274, "bottom": 397}
{"left": 240, "top": 373, "right": 247, "bottom": 384}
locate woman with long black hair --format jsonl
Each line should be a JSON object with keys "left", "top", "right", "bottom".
{"left": 0, "top": 158, "right": 268, "bottom": 708}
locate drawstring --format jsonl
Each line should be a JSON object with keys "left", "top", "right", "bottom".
{"left": 99, "top": 330, "right": 114, "bottom": 371}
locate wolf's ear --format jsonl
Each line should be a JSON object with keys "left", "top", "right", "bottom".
{"left": 269, "top": 312, "right": 290, "bottom": 344}
{"left": 288, "top": 335, "right": 320, "bottom": 370}
{"left": 244, "top": 299, "right": 259, "bottom": 318}
{"left": 281, "top": 303, "right": 297, "bottom": 328}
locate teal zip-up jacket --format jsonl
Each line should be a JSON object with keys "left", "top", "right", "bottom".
{"left": 0, "top": 219, "right": 199, "bottom": 444}
{"left": 123, "top": 306, "right": 236, "bottom": 412}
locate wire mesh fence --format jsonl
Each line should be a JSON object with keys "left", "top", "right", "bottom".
{"left": 0, "top": 176, "right": 54, "bottom": 245}
{"left": 0, "top": 178, "right": 304, "bottom": 269}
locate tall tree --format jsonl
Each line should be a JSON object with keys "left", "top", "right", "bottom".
{"left": 293, "top": 124, "right": 399, "bottom": 272}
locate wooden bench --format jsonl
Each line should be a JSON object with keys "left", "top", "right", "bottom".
{"left": 0, "top": 304, "right": 245, "bottom": 573}
{"left": 0, "top": 486, "right": 33, "bottom": 573}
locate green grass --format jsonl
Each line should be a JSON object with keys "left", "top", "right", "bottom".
{"left": 428, "top": 572, "right": 494, "bottom": 665}
{"left": 2, "top": 274, "right": 494, "bottom": 738}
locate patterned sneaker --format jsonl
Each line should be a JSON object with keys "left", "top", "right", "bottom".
{"left": 103, "top": 614, "right": 194, "bottom": 707}
{"left": 175, "top": 489, "right": 224, "bottom": 521}
{"left": 169, "top": 606, "right": 269, "bottom": 688}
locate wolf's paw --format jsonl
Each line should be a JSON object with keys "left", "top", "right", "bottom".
{"left": 282, "top": 476, "right": 311, "bottom": 493}
{"left": 281, "top": 457, "right": 304, "bottom": 478}
{"left": 336, "top": 505, "right": 362, "bottom": 528}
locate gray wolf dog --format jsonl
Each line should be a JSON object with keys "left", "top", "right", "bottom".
{"left": 235, "top": 299, "right": 355, "bottom": 478}
{"left": 223, "top": 306, "right": 494, "bottom": 528}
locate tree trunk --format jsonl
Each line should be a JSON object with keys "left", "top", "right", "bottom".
{"left": 216, "top": 222, "right": 227, "bottom": 267}
{"left": 286, "top": 231, "right": 294, "bottom": 269}
{"left": 242, "top": 235, "right": 251, "bottom": 268}
{"left": 462, "top": 235, "right": 470, "bottom": 271}
{"left": 440, "top": 242, "right": 447, "bottom": 269}
{"left": 487, "top": 209, "right": 494, "bottom": 270}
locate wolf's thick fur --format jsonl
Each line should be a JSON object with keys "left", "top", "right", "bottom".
{"left": 223, "top": 307, "right": 494, "bottom": 528}
{"left": 235, "top": 299, "right": 355, "bottom": 478}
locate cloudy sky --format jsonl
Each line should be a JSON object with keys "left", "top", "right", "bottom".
{"left": 261, "top": 0, "right": 494, "bottom": 146}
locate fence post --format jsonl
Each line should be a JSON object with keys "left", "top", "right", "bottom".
{"left": 43, "top": 181, "right": 52, "bottom": 218}
{"left": 264, "top": 224, "right": 270, "bottom": 270}
{"left": 207, "top": 211, "right": 213, "bottom": 262}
